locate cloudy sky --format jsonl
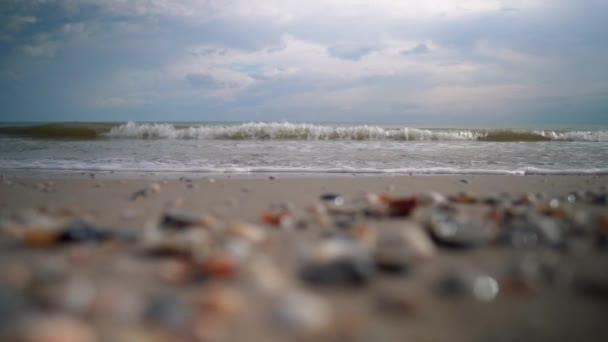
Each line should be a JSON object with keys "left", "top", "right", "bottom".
{"left": 0, "top": 0, "right": 607, "bottom": 125}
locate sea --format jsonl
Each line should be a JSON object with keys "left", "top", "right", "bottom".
{"left": 0, "top": 121, "right": 607, "bottom": 176}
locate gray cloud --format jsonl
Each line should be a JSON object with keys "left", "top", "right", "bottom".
{"left": 401, "top": 44, "right": 430, "bottom": 56}
{"left": 327, "top": 44, "right": 377, "bottom": 61}
{"left": 186, "top": 73, "right": 237, "bottom": 89}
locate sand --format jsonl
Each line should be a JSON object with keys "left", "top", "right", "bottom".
{"left": 0, "top": 173, "right": 607, "bottom": 341}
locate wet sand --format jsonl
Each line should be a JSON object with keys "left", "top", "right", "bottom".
{"left": 0, "top": 174, "right": 607, "bottom": 341}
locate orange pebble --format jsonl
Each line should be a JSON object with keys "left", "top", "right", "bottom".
{"left": 204, "top": 255, "right": 237, "bottom": 277}
{"left": 260, "top": 211, "right": 287, "bottom": 226}
{"left": 23, "top": 228, "right": 57, "bottom": 247}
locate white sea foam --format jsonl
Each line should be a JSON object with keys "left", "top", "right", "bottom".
{"left": 2, "top": 160, "right": 607, "bottom": 176}
{"left": 103, "top": 122, "right": 608, "bottom": 142}
{"left": 105, "top": 122, "right": 480, "bottom": 141}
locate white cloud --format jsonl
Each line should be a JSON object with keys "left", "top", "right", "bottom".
{"left": 21, "top": 41, "right": 57, "bottom": 58}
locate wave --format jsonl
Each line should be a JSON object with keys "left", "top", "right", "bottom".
{"left": 1, "top": 163, "right": 607, "bottom": 175}
{"left": 0, "top": 123, "right": 115, "bottom": 139}
{"left": 2, "top": 122, "right": 608, "bottom": 142}
{"left": 105, "top": 122, "right": 608, "bottom": 142}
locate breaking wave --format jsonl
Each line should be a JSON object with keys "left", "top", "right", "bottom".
{"left": 2, "top": 122, "right": 608, "bottom": 142}
{"left": 105, "top": 122, "right": 608, "bottom": 142}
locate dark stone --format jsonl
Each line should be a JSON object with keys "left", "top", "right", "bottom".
{"left": 429, "top": 221, "right": 488, "bottom": 249}
{"left": 320, "top": 193, "right": 341, "bottom": 201}
{"left": 300, "top": 258, "right": 374, "bottom": 286}
{"left": 144, "top": 295, "right": 192, "bottom": 329}
{"left": 434, "top": 273, "right": 468, "bottom": 297}
{"left": 58, "top": 222, "right": 109, "bottom": 243}
{"left": 374, "top": 249, "right": 411, "bottom": 274}
{"left": 387, "top": 197, "right": 417, "bottom": 217}
{"left": 160, "top": 210, "right": 202, "bottom": 230}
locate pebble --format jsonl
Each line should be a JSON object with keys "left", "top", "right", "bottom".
{"left": 386, "top": 196, "right": 417, "bottom": 217}
{"left": 435, "top": 272, "right": 500, "bottom": 302}
{"left": 203, "top": 254, "right": 238, "bottom": 278}
{"left": 272, "top": 290, "right": 333, "bottom": 335}
{"left": 373, "top": 225, "right": 435, "bottom": 274}
{"left": 144, "top": 295, "right": 191, "bottom": 330}
{"left": 429, "top": 219, "right": 491, "bottom": 249}
{"left": 58, "top": 222, "right": 108, "bottom": 243}
{"left": 160, "top": 209, "right": 207, "bottom": 230}
{"left": 320, "top": 193, "right": 342, "bottom": 202}
{"left": 300, "top": 239, "right": 374, "bottom": 286}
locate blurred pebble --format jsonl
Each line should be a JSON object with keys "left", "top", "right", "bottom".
{"left": 272, "top": 290, "right": 333, "bottom": 335}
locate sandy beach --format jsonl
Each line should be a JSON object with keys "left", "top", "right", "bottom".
{"left": 1, "top": 174, "right": 607, "bottom": 341}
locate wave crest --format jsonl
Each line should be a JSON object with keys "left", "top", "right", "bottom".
{"left": 104, "top": 122, "right": 608, "bottom": 142}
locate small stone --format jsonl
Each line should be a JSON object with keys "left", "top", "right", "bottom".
{"left": 272, "top": 290, "right": 333, "bottom": 335}
{"left": 386, "top": 197, "right": 417, "bottom": 217}
{"left": 416, "top": 192, "right": 446, "bottom": 206}
{"left": 460, "top": 179, "right": 469, "bottom": 184}
{"left": 203, "top": 254, "right": 238, "bottom": 278}
{"left": 226, "top": 222, "right": 266, "bottom": 243}
{"left": 429, "top": 221, "right": 490, "bottom": 249}
{"left": 58, "top": 221, "right": 108, "bottom": 243}
{"left": 472, "top": 275, "right": 500, "bottom": 302}
{"left": 435, "top": 272, "right": 500, "bottom": 302}
{"left": 160, "top": 209, "right": 207, "bottom": 230}
{"left": 22, "top": 227, "right": 58, "bottom": 247}
{"left": 260, "top": 211, "right": 289, "bottom": 226}
{"left": 435, "top": 273, "right": 469, "bottom": 297}
{"left": 300, "top": 239, "right": 374, "bottom": 286}
{"left": 268, "top": 176, "right": 276, "bottom": 180}
{"left": 449, "top": 192, "right": 477, "bottom": 204}
{"left": 320, "top": 193, "right": 341, "bottom": 202}
{"left": 144, "top": 295, "right": 191, "bottom": 330}
{"left": 149, "top": 182, "right": 161, "bottom": 193}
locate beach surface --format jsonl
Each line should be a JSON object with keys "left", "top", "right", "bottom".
{"left": 1, "top": 174, "right": 607, "bottom": 341}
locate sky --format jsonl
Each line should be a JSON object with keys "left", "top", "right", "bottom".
{"left": 0, "top": 0, "right": 607, "bottom": 125}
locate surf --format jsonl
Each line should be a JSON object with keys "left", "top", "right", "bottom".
{"left": 1, "top": 122, "right": 607, "bottom": 142}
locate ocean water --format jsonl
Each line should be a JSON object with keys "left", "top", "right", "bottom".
{"left": 0, "top": 122, "right": 607, "bottom": 175}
